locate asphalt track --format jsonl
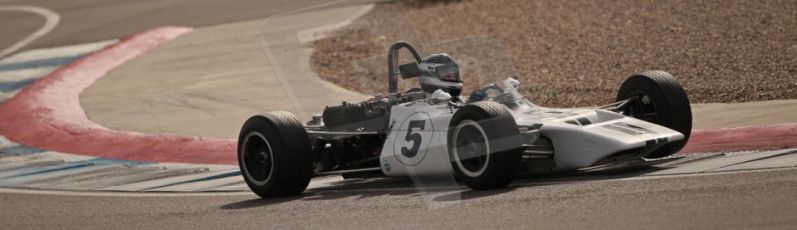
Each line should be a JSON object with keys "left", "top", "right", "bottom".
{"left": 0, "top": 7, "right": 46, "bottom": 56}
{"left": 0, "top": 0, "right": 329, "bottom": 53}
{"left": 1, "top": 168, "right": 796, "bottom": 229}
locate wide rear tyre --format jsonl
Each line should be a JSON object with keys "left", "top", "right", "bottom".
{"left": 616, "top": 70, "right": 692, "bottom": 158}
{"left": 238, "top": 112, "right": 313, "bottom": 198}
{"left": 448, "top": 101, "right": 522, "bottom": 190}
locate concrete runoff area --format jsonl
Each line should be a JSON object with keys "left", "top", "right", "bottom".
{"left": 80, "top": 5, "right": 371, "bottom": 139}
{"left": 80, "top": 20, "right": 290, "bottom": 139}
{"left": 691, "top": 100, "right": 797, "bottom": 129}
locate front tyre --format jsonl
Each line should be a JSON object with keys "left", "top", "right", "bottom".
{"left": 448, "top": 101, "right": 522, "bottom": 190}
{"left": 616, "top": 70, "right": 692, "bottom": 158}
{"left": 238, "top": 112, "right": 313, "bottom": 198}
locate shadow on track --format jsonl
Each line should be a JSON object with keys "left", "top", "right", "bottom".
{"left": 431, "top": 187, "right": 516, "bottom": 202}
{"left": 220, "top": 196, "right": 305, "bottom": 210}
{"left": 220, "top": 166, "right": 662, "bottom": 209}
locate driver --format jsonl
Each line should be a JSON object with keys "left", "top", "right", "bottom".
{"left": 418, "top": 53, "right": 464, "bottom": 101}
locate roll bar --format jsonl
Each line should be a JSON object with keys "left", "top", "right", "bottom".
{"left": 387, "top": 41, "right": 422, "bottom": 104}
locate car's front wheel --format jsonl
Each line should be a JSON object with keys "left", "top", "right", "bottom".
{"left": 238, "top": 112, "right": 313, "bottom": 198}
{"left": 616, "top": 70, "right": 692, "bottom": 158}
{"left": 448, "top": 101, "right": 522, "bottom": 190}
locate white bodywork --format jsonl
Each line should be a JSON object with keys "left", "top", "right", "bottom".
{"left": 379, "top": 79, "right": 685, "bottom": 176}
{"left": 519, "top": 108, "right": 683, "bottom": 169}
{"left": 379, "top": 100, "right": 455, "bottom": 177}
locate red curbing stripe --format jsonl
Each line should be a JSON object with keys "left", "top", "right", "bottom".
{"left": 0, "top": 27, "right": 238, "bottom": 165}
{"left": 681, "top": 123, "right": 797, "bottom": 154}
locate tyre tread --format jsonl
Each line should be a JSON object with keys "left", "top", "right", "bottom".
{"left": 238, "top": 112, "right": 313, "bottom": 198}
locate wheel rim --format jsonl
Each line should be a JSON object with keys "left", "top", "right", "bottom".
{"left": 623, "top": 90, "right": 661, "bottom": 123}
{"left": 452, "top": 120, "right": 490, "bottom": 177}
{"left": 241, "top": 132, "right": 274, "bottom": 186}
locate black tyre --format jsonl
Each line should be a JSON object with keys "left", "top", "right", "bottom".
{"left": 616, "top": 70, "right": 692, "bottom": 158}
{"left": 448, "top": 101, "right": 522, "bottom": 190}
{"left": 238, "top": 112, "right": 313, "bottom": 198}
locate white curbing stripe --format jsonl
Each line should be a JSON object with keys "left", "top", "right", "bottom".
{"left": 99, "top": 169, "right": 240, "bottom": 192}
{"left": 49, "top": 167, "right": 189, "bottom": 190}
{"left": 23, "top": 165, "right": 131, "bottom": 188}
{"left": 0, "top": 67, "right": 58, "bottom": 81}
{"left": 0, "top": 136, "right": 19, "bottom": 149}
{"left": 149, "top": 174, "right": 244, "bottom": 192}
{"left": 0, "top": 40, "right": 116, "bottom": 64}
{"left": 203, "top": 182, "right": 248, "bottom": 192}
{"left": 0, "top": 164, "right": 118, "bottom": 186}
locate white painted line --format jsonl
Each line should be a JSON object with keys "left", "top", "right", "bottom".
{"left": 710, "top": 150, "right": 797, "bottom": 172}
{"left": 99, "top": 169, "right": 239, "bottom": 192}
{"left": 0, "top": 136, "right": 17, "bottom": 148}
{"left": 0, "top": 6, "right": 60, "bottom": 58}
{"left": 646, "top": 149, "right": 795, "bottom": 175}
{"left": 44, "top": 166, "right": 161, "bottom": 190}
{"left": 0, "top": 66, "right": 57, "bottom": 82}
{"left": 203, "top": 182, "right": 247, "bottom": 192}
{"left": 45, "top": 151, "right": 97, "bottom": 162}
{"left": 0, "top": 187, "right": 253, "bottom": 197}
{"left": 0, "top": 152, "right": 47, "bottom": 164}
{"left": 0, "top": 92, "right": 10, "bottom": 101}
{"left": 655, "top": 153, "right": 724, "bottom": 168}
{"left": 23, "top": 165, "right": 128, "bottom": 188}
{"left": 0, "top": 151, "right": 95, "bottom": 169}
{"left": 1, "top": 164, "right": 119, "bottom": 186}
{"left": 65, "top": 168, "right": 203, "bottom": 190}
{"left": 296, "top": 4, "right": 374, "bottom": 44}
{"left": 0, "top": 161, "right": 93, "bottom": 180}
{"left": 150, "top": 174, "right": 243, "bottom": 192}
{"left": 0, "top": 158, "right": 64, "bottom": 171}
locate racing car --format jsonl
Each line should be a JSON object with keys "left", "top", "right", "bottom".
{"left": 238, "top": 41, "right": 692, "bottom": 198}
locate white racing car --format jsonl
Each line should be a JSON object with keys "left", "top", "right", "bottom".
{"left": 238, "top": 41, "right": 691, "bottom": 198}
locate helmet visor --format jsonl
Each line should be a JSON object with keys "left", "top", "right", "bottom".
{"left": 436, "top": 65, "right": 461, "bottom": 82}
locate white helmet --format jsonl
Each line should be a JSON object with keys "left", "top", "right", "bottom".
{"left": 419, "top": 53, "right": 463, "bottom": 97}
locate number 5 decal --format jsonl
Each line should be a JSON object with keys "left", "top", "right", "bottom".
{"left": 401, "top": 120, "right": 426, "bottom": 157}
{"left": 393, "top": 112, "right": 434, "bottom": 165}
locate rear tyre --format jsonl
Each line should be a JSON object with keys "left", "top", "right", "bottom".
{"left": 616, "top": 70, "right": 692, "bottom": 158}
{"left": 448, "top": 101, "right": 522, "bottom": 190}
{"left": 238, "top": 112, "right": 313, "bottom": 198}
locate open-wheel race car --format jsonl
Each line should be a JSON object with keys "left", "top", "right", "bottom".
{"left": 238, "top": 41, "right": 692, "bottom": 198}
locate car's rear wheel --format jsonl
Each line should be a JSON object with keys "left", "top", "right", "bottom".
{"left": 616, "top": 70, "right": 692, "bottom": 158}
{"left": 448, "top": 101, "right": 522, "bottom": 190}
{"left": 238, "top": 112, "right": 313, "bottom": 198}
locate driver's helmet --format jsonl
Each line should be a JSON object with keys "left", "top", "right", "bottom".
{"left": 419, "top": 53, "right": 463, "bottom": 97}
